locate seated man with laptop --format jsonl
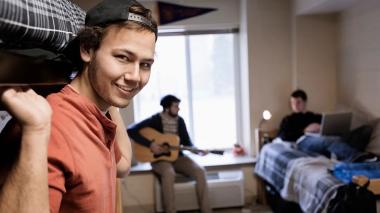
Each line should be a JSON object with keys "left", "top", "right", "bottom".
{"left": 297, "top": 112, "right": 377, "bottom": 162}
{"left": 278, "top": 89, "right": 377, "bottom": 162}
{"left": 277, "top": 89, "right": 322, "bottom": 142}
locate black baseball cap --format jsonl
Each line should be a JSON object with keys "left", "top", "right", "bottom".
{"left": 85, "top": 0, "right": 157, "bottom": 38}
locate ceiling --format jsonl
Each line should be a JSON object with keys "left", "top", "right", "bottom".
{"left": 295, "top": 0, "right": 358, "bottom": 15}
{"left": 72, "top": 0, "right": 359, "bottom": 15}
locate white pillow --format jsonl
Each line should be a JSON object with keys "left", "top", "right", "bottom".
{"left": 365, "top": 119, "right": 380, "bottom": 155}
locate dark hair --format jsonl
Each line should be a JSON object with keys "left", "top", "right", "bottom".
{"left": 160, "top": 95, "right": 181, "bottom": 109}
{"left": 64, "top": 2, "right": 157, "bottom": 72}
{"left": 291, "top": 89, "right": 307, "bottom": 101}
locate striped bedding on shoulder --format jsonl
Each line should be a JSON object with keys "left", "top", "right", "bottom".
{"left": 0, "top": 0, "right": 85, "bottom": 51}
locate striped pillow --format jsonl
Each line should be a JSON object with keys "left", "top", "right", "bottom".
{"left": 0, "top": 0, "right": 85, "bottom": 52}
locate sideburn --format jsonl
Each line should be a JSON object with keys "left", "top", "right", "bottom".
{"left": 87, "top": 54, "right": 101, "bottom": 95}
{"left": 85, "top": 54, "right": 110, "bottom": 111}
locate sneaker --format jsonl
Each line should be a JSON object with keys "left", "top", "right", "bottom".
{"left": 351, "top": 152, "right": 378, "bottom": 163}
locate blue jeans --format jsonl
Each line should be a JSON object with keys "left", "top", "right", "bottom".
{"left": 297, "top": 135, "right": 360, "bottom": 162}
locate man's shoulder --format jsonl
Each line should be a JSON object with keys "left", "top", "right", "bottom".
{"left": 305, "top": 111, "right": 322, "bottom": 117}
{"left": 287, "top": 111, "right": 321, "bottom": 117}
{"left": 46, "top": 86, "right": 71, "bottom": 108}
{"left": 129, "top": 113, "right": 161, "bottom": 130}
{"left": 305, "top": 111, "right": 319, "bottom": 115}
{"left": 46, "top": 90, "right": 62, "bottom": 104}
{"left": 47, "top": 93, "right": 73, "bottom": 115}
{"left": 282, "top": 113, "right": 296, "bottom": 121}
{"left": 144, "top": 113, "right": 161, "bottom": 123}
{"left": 47, "top": 92, "right": 84, "bottom": 127}
{"left": 282, "top": 112, "right": 318, "bottom": 122}
{"left": 151, "top": 113, "right": 161, "bottom": 119}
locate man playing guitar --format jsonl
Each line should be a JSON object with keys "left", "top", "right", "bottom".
{"left": 128, "top": 95, "right": 212, "bottom": 213}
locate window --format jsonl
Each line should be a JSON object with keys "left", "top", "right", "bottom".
{"left": 133, "top": 31, "right": 240, "bottom": 150}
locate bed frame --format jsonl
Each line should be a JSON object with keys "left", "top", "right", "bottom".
{"left": 353, "top": 176, "right": 380, "bottom": 195}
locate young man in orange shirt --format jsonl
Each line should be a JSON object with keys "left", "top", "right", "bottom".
{"left": 47, "top": 1, "right": 157, "bottom": 212}
{"left": 0, "top": 0, "right": 157, "bottom": 212}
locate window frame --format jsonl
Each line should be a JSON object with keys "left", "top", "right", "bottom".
{"left": 132, "top": 28, "right": 243, "bottom": 150}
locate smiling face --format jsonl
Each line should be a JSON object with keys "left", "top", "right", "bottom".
{"left": 77, "top": 25, "right": 156, "bottom": 111}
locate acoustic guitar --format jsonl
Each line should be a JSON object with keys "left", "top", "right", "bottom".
{"left": 132, "top": 127, "right": 224, "bottom": 163}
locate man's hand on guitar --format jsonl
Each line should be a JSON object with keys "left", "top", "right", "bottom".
{"left": 150, "top": 142, "right": 164, "bottom": 155}
{"left": 191, "top": 149, "right": 209, "bottom": 156}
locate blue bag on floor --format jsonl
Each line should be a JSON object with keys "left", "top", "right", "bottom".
{"left": 333, "top": 162, "right": 380, "bottom": 183}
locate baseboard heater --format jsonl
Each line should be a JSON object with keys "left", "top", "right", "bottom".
{"left": 155, "top": 170, "right": 244, "bottom": 212}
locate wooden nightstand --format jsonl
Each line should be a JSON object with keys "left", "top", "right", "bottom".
{"left": 254, "top": 128, "right": 278, "bottom": 156}
{"left": 254, "top": 128, "right": 278, "bottom": 205}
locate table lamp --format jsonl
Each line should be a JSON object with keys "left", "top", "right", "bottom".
{"left": 258, "top": 110, "right": 272, "bottom": 129}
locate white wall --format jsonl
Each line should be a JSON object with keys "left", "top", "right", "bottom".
{"left": 240, "top": 0, "right": 293, "bottom": 152}
{"left": 241, "top": 0, "right": 339, "bottom": 147}
{"left": 292, "top": 14, "right": 338, "bottom": 114}
{"left": 294, "top": 0, "right": 357, "bottom": 15}
{"left": 338, "top": 0, "right": 380, "bottom": 124}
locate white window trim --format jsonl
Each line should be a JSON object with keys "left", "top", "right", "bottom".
{"left": 130, "top": 29, "right": 245, "bottom": 150}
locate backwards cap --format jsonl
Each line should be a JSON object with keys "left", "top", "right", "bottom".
{"left": 85, "top": 0, "right": 157, "bottom": 39}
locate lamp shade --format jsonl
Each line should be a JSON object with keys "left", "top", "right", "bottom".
{"left": 262, "top": 110, "right": 272, "bottom": 121}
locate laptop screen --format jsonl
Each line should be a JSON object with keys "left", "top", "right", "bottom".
{"left": 320, "top": 112, "right": 352, "bottom": 136}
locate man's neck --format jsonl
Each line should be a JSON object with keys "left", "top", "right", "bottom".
{"left": 294, "top": 110, "right": 307, "bottom": 114}
{"left": 70, "top": 74, "right": 109, "bottom": 112}
{"left": 162, "top": 111, "right": 178, "bottom": 119}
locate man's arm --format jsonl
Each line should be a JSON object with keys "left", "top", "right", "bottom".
{"left": 304, "top": 113, "right": 322, "bottom": 133}
{"left": 127, "top": 115, "right": 164, "bottom": 155}
{"left": 277, "top": 116, "right": 302, "bottom": 141}
{"left": 178, "top": 117, "right": 193, "bottom": 147}
{"left": 127, "top": 117, "right": 156, "bottom": 148}
{"left": 108, "top": 107, "right": 132, "bottom": 178}
{"left": 0, "top": 88, "right": 51, "bottom": 213}
{"left": 304, "top": 123, "right": 321, "bottom": 133}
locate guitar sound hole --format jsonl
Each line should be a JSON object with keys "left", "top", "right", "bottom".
{"left": 153, "top": 142, "right": 171, "bottom": 158}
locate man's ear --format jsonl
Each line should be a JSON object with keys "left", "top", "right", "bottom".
{"left": 80, "top": 45, "right": 94, "bottom": 63}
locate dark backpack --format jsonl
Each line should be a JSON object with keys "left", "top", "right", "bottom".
{"left": 327, "top": 181, "right": 376, "bottom": 213}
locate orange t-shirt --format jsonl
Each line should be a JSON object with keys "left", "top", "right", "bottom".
{"left": 47, "top": 85, "right": 121, "bottom": 213}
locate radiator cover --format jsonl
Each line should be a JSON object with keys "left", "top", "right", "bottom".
{"left": 155, "top": 170, "right": 245, "bottom": 212}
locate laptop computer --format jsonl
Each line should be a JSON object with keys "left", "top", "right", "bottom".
{"left": 320, "top": 112, "right": 353, "bottom": 136}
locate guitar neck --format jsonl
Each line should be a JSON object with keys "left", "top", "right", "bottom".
{"left": 170, "top": 145, "right": 224, "bottom": 155}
